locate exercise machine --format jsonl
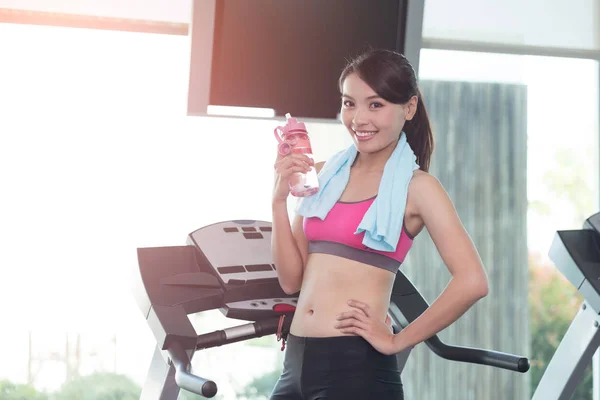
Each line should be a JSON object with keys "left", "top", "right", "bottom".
{"left": 132, "top": 219, "right": 529, "bottom": 399}
{"left": 532, "top": 212, "right": 600, "bottom": 400}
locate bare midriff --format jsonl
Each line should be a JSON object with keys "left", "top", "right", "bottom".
{"left": 289, "top": 252, "right": 396, "bottom": 337}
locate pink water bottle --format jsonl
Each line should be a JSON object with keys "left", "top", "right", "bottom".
{"left": 274, "top": 113, "right": 320, "bottom": 197}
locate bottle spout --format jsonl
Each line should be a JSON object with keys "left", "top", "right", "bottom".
{"left": 285, "top": 113, "right": 297, "bottom": 124}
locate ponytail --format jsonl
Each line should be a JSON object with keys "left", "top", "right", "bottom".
{"left": 403, "top": 89, "right": 434, "bottom": 172}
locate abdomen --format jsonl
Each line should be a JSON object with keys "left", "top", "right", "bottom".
{"left": 290, "top": 253, "right": 395, "bottom": 337}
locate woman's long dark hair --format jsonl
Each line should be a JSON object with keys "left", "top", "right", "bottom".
{"left": 338, "top": 49, "right": 434, "bottom": 172}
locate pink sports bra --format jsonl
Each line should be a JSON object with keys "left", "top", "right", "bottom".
{"left": 303, "top": 196, "right": 414, "bottom": 273}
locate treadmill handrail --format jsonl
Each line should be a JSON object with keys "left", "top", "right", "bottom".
{"left": 390, "top": 274, "right": 530, "bottom": 373}
{"left": 424, "top": 335, "right": 530, "bottom": 373}
{"left": 167, "top": 341, "right": 218, "bottom": 398}
{"left": 192, "top": 315, "right": 529, "bottom": 373}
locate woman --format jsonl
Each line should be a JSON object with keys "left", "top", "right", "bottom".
{"left": 270, "top": 49, "right": 489, "bottom": 400}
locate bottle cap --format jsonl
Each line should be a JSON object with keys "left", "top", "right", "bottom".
{"left": 284, "top": 113, "right": 307, "bottom": 134}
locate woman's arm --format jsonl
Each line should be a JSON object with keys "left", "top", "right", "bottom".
{"left": 272, "top": 161, "right": 325, "bottom": 294}
{"left": 392, "top": 173, "right": 489, "bottom": 352}
{"left": 271, "top": 202, "right": 304, "bottom": 294}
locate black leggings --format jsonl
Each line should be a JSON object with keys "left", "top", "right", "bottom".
{"left": 269, "top": 333, "right": 404, "bottom": 400}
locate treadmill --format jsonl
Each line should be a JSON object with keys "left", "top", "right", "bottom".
{"left": 532, "top": 212, "right": 600, "bottom": 399}
{"left": 133, "top": 219, "right": 530, "bottom": 399}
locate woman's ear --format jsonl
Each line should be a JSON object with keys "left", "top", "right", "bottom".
{"left": 404, "top": 95, "right": 419, "bottom": 121}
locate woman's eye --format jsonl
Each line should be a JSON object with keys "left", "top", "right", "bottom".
{"left": 341, "top": 100, "right": 382, "bottom": 108}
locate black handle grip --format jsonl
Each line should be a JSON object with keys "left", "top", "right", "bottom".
{"left": 196, "top": 315, "right": 291, "bottom": 350}
{"left": 425, "top": 336, "right": 530, "bottom": 373}
{"left": 167, "top": 341, "right": 218, "bottom": 398}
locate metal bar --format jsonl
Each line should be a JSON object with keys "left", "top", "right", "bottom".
{"left": 0, "top": 7, "right": 187, "bottom": 35}
{"left": 403, "top": 0, "right": 425, "bottom": 76}
{"left": 196, "top": 316, "right": 287, "bottom": 350}
{"left": 422, "top": 37, "right": 600, "bottom": 61}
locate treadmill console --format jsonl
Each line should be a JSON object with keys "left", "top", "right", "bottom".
{"left": 550, "top": 211, "right": 600, "bottom": 312}
{"left": 584, "top": 212, "right": 600, "bottom": 233}
{"left": 186, "top": 219, "right": 297, "bottom": 319}
{"left": 187, "top": 220, "right": 277, "bottom": 285}
{"left": 532, "top": 212, "right": 600, "bottom": 399}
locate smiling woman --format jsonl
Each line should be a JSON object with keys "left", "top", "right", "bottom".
{"left": 269, "top": 48, "right": 489, "bottom": 400}
{"left": 338, "top": 50, "right": 434, "bottom": 174}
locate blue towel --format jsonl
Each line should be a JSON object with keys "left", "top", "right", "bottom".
{"left": 296, "top": 133, "right": 419, "bottom": 252}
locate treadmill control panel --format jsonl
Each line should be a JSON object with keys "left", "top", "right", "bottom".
{"left": 550, "top": 228, "right": 600, "bottom": 312}
{"left": 226, "top": 298, "right": 297, "bottom": 312}
{"left": 188, "top": 220, "right": 277, "bottom": 285}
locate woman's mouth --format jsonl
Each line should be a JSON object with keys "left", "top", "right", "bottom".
{"left": 353, "top": 129, "right": 378, "bottom": 142}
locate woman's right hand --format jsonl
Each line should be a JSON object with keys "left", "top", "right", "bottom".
{"left": 272, "top": 152, "right": 314, "bottom": 203}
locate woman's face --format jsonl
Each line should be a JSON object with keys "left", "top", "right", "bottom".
{"left": 340, "top": 73, "right": 417, "bottom": 154}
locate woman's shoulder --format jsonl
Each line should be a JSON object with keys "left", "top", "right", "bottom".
{"left": 407, "top": 170, "right": 446, "bottom": 209}
{"left": 410, "top": 169, "right": 440, "bottom": 187}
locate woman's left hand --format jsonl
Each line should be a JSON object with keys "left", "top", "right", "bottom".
{"left": 334, "top": 300, "right": 397, "bottom": 355}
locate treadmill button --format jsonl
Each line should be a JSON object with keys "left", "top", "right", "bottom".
{"left": 273, "top": 304, "right": 296, "bottom": 313}
{"left": 245, "top": 264, "right": 273, "bottom": 272}
{"left": 217, "top": 265, "right": 245, "bottom": 274}
{"left": 243, "top": 232, "right": 263, "bottom": 239}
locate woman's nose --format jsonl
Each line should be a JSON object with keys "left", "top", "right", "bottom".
{"left": 352, "top": 109, "right": 369, "bottom": 125}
